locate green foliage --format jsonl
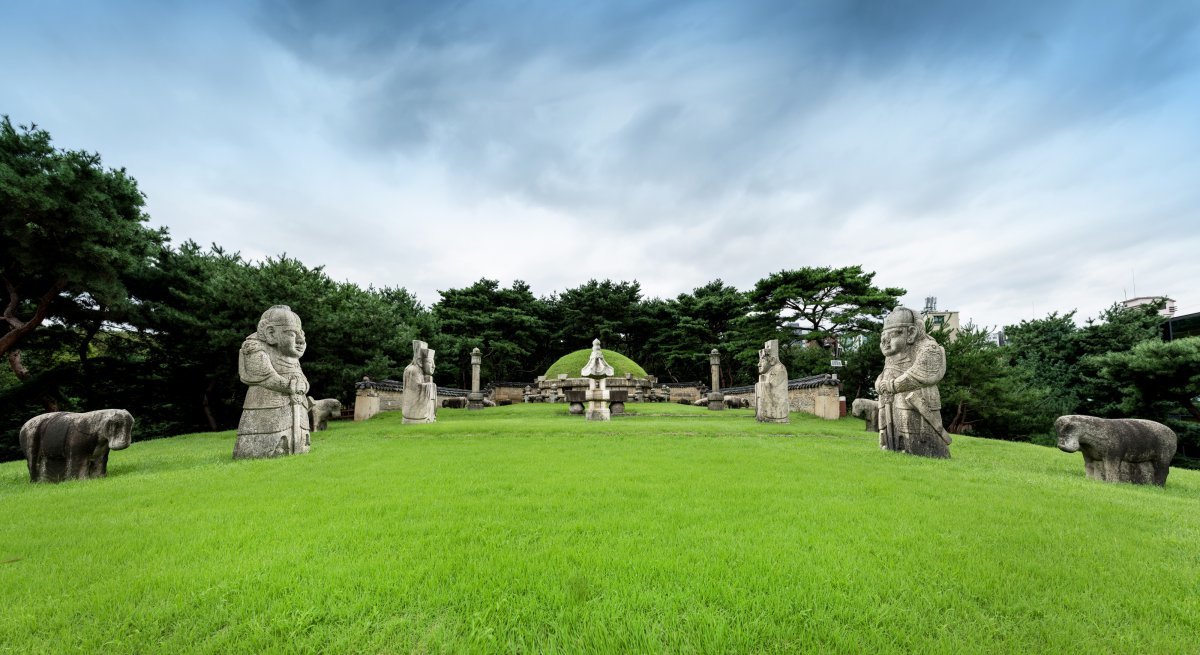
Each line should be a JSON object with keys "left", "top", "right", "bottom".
{"left": 543, "top": 348, "right": 648, "bottom": 379}
{"left": 2, "top": 405, "right": 1198, "bottom": 653}
{"left": 431, "top": 278, "right": 552, "bottom": 386}
{"left": 551, "top": 279, "right": 644, "bottom": 354}
{"left": 933, "top": 325, "right": 1057, "bottom": 440}
{"left": 646, "top": 280, "right": 753, "bottom": 384}
{"left": 0, "top": 116, "right": 167, "bottom": 363}
{"left": 749, "top": 265, "right": 905, "bottom": 344}
{"left": 1088, "top": 336, "right": 1200, "bottom": 460}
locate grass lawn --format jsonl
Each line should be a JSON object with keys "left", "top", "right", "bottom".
{"left": 2, "top": 403, "right": 1198, "bottom": 654}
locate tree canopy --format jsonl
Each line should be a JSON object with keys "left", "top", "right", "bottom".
{"left": 0, "top": 116, "right": 166, "bottom": 378}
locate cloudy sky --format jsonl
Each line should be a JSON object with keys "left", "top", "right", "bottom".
{"left": 4, "top": 0, "right": 1199, "bottom": 330}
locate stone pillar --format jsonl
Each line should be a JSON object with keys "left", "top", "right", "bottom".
{"left": 708, "top": 348, "right": 725, "bottom": 410}
{"left": 467, "top": 347, "right": 484, "bottom": 409}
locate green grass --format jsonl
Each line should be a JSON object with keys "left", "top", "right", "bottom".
{"left": 2, "top": 403, "right": 1198, "bottom": 654}
{"left": 543, "top": 348, "right": 648, "bottom": 379}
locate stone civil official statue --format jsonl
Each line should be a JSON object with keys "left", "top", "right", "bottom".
{"left": 234, "top": 305, "right": 312, "bottom": 459}
{"left": 875, "top": 307, "right": 952, "bottom": 458}
{"left": 403, "top": 340, "right": 437, "bottom": 424}
{"left": 755, "top": 339, "right": 789, "bottom": 423}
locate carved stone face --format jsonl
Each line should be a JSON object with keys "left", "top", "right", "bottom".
{"left": 422, "top": 350, "right": 436, "bottom": 376}
{"left": 879, "top": 326, "right": 912, "bottom": 357}
{"left": 268, "top": 315, "right": 306, "bottom": 358}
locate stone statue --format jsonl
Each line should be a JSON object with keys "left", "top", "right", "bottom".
{"left": 19, "top": 409, "right": 133, "bottom": 482}
{"left": 1056, "top": 415, "right": 1177, "bottom": 485}
{"left": 234, "top": 305, "right": 312, "bottom": 459}
{"left": 851, "top": 398, "right": 879, "bottom": 432}
{"left": 875, "top": 307, "right": 951, "bottom": 458}
{"left": 403, "top": 340, "right": 437, "bottom": 424}
{"left": 310, "top": 398, "right": 343, "bottom": 431}
{"left": 755, "top": 339, "right": 789, "bottom": 423}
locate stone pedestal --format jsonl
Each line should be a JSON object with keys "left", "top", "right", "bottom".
{"left": 467, "top": 391, "right": 485, "bottom": 410}
{"left": 566, "top": 389, "right": 586, "bottom": 415}
{"left": 707, "top": 391, "right": 725, "bottom": 411}
{"left": 586, "top": 379, "right": 611, "bottom": 421}
{"left": 610, "top": 390, "right": 628, "bottom": 415}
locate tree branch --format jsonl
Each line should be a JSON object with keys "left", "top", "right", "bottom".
{"left": 0, "top": 278, "right": 67, "bottom": 359}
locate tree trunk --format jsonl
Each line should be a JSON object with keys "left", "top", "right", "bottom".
{"left": 202, "top": 379, "right": 219, "bottom": 431}
{"left": 1182, "top": 396, "right": 1200, "bottom": 422}
{"left": 7, "top": 350, "right": 29, "bottom": 380}
{"left": 947, "top": 399, "right": 967, "bottom": 434}
{"left": 0, "top": 277, "right": 67, "bottom": 360}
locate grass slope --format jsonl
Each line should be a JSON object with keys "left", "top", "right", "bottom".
{"left": 543, "top": 348, "right": 647, "bottom": 379}
{"left": 2, "top": 404, "right": 1198, "bottom": 654}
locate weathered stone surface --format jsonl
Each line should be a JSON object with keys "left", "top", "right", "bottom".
{"left": 442, "top": 397, "right": 468, "bottom": 409}
{"left": 402, "top": 340, "right": 437, "bottom": 424}
{"left": 234, "top": 305, "right": 312, "bottom": 459}
{"left": 468, "top": 347, "right": 485, "bottom": 410}
{"left": 582, "top": 339, "right": 613, "bottom": 420}
{"left": 755, "top": 339, "right": 789, "bottom": 423}
{"left": 19, "top": 409, "right": 133, "bottom": 483}
{"left": 851, "top": 398, "right": 879, "bottom": 432}
{"left": 876, "top": 307, "right": 951, "bottom": 458}
{"left": 310, "top": 398, "right": 343, "bottom": 431}
{"left": 1056, "top": 415, "right": 1177, "bottom": 485}
{"left": 708, "top": 349, "right": 724, "bottom": 411}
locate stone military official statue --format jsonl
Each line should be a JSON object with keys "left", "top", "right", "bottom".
{"left": 875, "top": 307, "right": 952, "bottom": 458}
{"left": 234, "top": 305, "right": 312, "bottom": 459}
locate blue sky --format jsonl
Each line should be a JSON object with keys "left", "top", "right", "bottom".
{"left": 4, "top": 0, "right": 1199, "bottom": 329}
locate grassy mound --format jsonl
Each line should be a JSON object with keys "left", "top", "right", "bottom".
{"left": 544, "top": 348, "right": 648, "bottom": 379}
{"left": 2, "top": 404, "right": 1198, "bottom": 653}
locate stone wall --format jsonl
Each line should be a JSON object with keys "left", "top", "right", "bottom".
{"left": 354, "top": 379, "right": 469, "bottom": 421}
{"left": 488, "top": 382, "right": 526, "bottom": 404}
{"left": 720, "top": 374, "right": 842, "bottom": 419}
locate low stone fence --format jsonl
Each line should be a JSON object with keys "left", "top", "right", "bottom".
{"left": 486, "top": 382, "right": 527, "bottom": 404}
{"left": 720, "top": 374, "right": 843, "bottom": 420}
{"left": 354, "top": 379, "right": 470, "bottom": 421}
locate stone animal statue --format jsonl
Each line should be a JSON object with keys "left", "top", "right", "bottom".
{"left": 19, "top": 409, "right": 134, "bottom": 483}
{"left": 442, "top": 397, "right": 468, "bottom": 409}
{"left": 851, "top": 398, "right": 879, "bottom": 432}
{"left": 1055, "top": 415, "right": 1177, "bottom": 486}
{"left": 309, "top": 398, "right": 343, "bottom": 431}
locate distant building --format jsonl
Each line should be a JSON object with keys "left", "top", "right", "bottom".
{"left": 919, "top": 297, "right": 960, "bottom": 340}
{"left": 1121, "top": 296, "right": 1177, "bottom": 318}
{"left": 986, "top": 330, "right": 1006, "bottom": 347}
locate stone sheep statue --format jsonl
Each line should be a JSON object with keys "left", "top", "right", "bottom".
{"left": 851, "top": 398, "right": 879, "bottom": 432}
{"left": 309, "top": 398, "right": 343, "bottom": 431}
{"left": 19, "top": 409, "right": 134, "bottom": 483}
{"left": 1055, "top": 415, "right": 1177, "bottom": 486}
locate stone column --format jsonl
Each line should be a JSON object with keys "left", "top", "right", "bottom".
{"left": 708, "top": 348, "right": 725, "bottom": 410}
{"left": 467, "top": 347, "right": 484, "bottom": 409}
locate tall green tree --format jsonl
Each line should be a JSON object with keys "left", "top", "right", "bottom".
{"left": 432, "top": 278, "right": 551, "bottom": 387}
{"left": 0, "top": 117, "right": 167, "bottom": 385}
{"left": 551, "top": 279, "right": 643, "bottom": 355}
{"left": 1088, "top": 336, "right": 1200, "bottom": 463}
{"left": 749, "top": 266, "right": 904, "bottom": 345}
{"left": 653, "top": 280, "right": 751, "bottom": 383}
